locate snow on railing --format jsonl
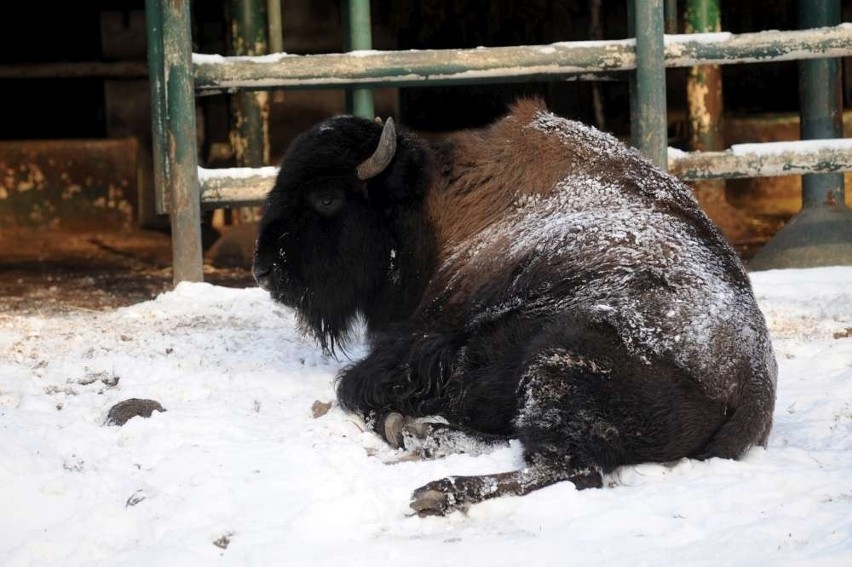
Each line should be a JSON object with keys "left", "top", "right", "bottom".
{"left": 198, "top": 139, "right": 852, "bottom": 206}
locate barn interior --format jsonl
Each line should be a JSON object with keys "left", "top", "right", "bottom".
{"left": 1, "top": 0, "right": 851, "bottom": 314}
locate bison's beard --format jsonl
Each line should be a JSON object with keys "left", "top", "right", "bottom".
{"left": 270, "top": 261, "right": 370, "bottom": 357}
{"left": 294, "top": 291, "right": 362, "bottom": 356}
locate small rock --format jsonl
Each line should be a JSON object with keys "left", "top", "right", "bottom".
{"left": 311, "top": 400, "right": 332, "bottom": 418}
{"left": 213, "top": 532, "right": 233, "bottom": 550}
{"left": 105, "top": 398, "right": 166, "bottom": 426}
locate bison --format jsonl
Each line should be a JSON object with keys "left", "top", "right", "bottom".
{"left": 252, "top": 99, "right": 777, "bottom": 516}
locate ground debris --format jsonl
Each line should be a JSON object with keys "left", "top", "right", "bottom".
{"left": 311, "top": 400, "right": 332, "bottom": 418}
{"left": 832, "top": 327, "right": 852, "bottom": 339}
{"left": 105, "top": 398, "right": 165, "bottom": 426}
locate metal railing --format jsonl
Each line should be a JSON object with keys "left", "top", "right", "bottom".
{"left": 146, "top": 0, "right": 852, "bottom": 282}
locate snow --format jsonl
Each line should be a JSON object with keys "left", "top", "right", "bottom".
{"left": 197, "top": 166, "right": 279, "bottom": 181}
{"left": 1, "top": 268, "right": 851, "bottom": 566}
{"left": 731, "top": 138, "right": 852, "bottom": 156}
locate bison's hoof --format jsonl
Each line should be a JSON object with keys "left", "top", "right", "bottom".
{"left": 381, "top": 413, "right": 447, "bottom": 450}
{"left": 409, "top": 478, "right": 464, "bottom": 517}
{"left": 382, "top": 412, "right": 406, "bottom": 448}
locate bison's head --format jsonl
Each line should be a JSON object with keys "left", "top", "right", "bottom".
{"left": 253, "top": 115, "right": 429, "bottom": 352}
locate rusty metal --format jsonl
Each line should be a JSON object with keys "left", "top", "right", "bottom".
{"left": 633, "top": 0, "right": 668, "bottom": 168}
{"left": 664, "top": 0, "right": 678, "bottom": 34}
{"left": 685, "top": 0, "right": 724, "bottom": 154}
{"left": 669, "top": 143, "right": 852, "bottom": 180}
{"left": 198, "top": 166, "right": 278, "bottom": 208}
{"left": 749, "top": 0, "right": 852, "bottom": 270}
{"left": 192, "top": 25, "right": 852, "bottom": 93}
{"left": 149, "top": 0, "right": 852, "bottom": 281}
{"left": 267, "top": 0, "right": 283, "bottom": 54}
{"left": 799, "top": 2, "right": 845, "bottom": 208}
{"left": 0, "top": 61, "right": 148, "bottom": 79}
{"left": 229, "top": 0, "right": 270, "bottom": 170}
{"left": 159, "top": 0, "right": 204, "bottom": 283}
{"left": 145, "top": 0, "right": 169, "bottom": 215}
{"left": 684, "top": 0, "right": 734, "bottom": 235}
{"left": 200, "top": 144, "right": 852, "bottom": 207}
{"left": 0, "top": 139, "right": 139, "bottom": 229}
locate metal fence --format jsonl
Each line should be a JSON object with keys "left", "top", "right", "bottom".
{"left": 146, "top": 0, "right": 852, "bottom": 282}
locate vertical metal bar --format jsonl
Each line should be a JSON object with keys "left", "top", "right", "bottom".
{"left": 626, "top": 0, "right": 639, "bottom": 147}
{"left": 685, "top": 0, "right": 724, "bottom": 153}
{"left": 267, "top": 0, "right": 283, "bottom": 54}
{"left": 750, "top": 0, "right": 851, "bottom": 269}
{"left": 799, "top": 0, "right": 845, "bottom": 209}
{"left": 162, "top": 0, "right": 204, "bottom": 283}
{"left": 145, "top": 0, "right": 169, "bottom": 216}
{"left": 684, "top": 0, "right": 735, "bottom": 239}
{"left": 343, "top": 0, "right": 375, "bottom": 118}
{"left": 230, "top": 0, "right": 269, "bottom": 169}
{"left": 632, "top": 0, "right": 668, "bottom": 168}
{"left": 664, "top": 0, "right": 678, "bottom": 34}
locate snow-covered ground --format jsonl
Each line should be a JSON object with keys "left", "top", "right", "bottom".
{"left": 1, "top": 267, "right": 850, "bottom": 566}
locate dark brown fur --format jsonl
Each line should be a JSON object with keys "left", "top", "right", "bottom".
{"left": 253, "top": 100, "right": 777, "bottom": 516}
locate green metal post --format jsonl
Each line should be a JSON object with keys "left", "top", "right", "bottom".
{"left": 664, "top": 0, "right": 679, "bottom": 33}
{"left": 685, "top": 0, "right": 724, "bottom": 153}
{"left": 156, "top": 0, "right": 204, "bottom": 283}
{"left": 267, "top": 0, "right": 283, "bottom": 54}
{"left": 230, "top": 0, "right": 269, "bottom": 169}
{"left": 799, "top": 0, "right": 844, "bottom": 208}
{"left": 145, "top": 0, "right": 168, "bottom": 216}
{"left": 684, "top": 0, "right": 742, "bottom": 241}
{"left": 750, "top": 0, "right": 852, "bottom": 269}
{"left": 632, "top": 0, "right": 668, "bottom": 169}
{"left": 343, "top": 0, "right": 375, "bottom": 118}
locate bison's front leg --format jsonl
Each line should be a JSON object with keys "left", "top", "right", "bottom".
{"left": 410, "top": 461, "right": 602, "bottom": 516}
{"left": 336, "top": 332, "right": 459, "bottom": 424}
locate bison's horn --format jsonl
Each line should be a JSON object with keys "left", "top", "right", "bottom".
{"left": 356, "top": 117, "right": 397, "bottom": 180}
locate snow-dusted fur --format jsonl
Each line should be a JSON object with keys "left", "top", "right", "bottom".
{"left": 253, "top": 99, "right": 777, "bottom": 516}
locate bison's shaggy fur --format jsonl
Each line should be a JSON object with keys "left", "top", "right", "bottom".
{"left": 253, "top": 100, "right": 777, "bottom": 516}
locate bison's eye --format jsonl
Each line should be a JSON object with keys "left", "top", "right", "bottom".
{"left": 308, "top": 188, "right": 344, "bottom": 217}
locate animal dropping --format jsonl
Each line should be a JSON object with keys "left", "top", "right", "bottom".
{"left": 253, "top": 100, "right": 777, "bottom": 516}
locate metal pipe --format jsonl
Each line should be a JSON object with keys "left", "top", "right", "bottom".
{"left": 799, "top": 0, "right": 845, "bottom": 208}
{"left": 198, "top": 144, "right": 852, "bottom": 207}
{"left": 669, "top": 143, "right": 852, "bottom": 180}
{"left": 632, "top": 0, "right": 668, "bottom": 168}
{"left": 229, "top": 0, "right": 270, "bottom": 169}
{"left": 160, "top": 0, "right": 204, "bottom": 283}
{"left": 343, "top": 0, "right": 375, "bottom": 118}
{"left": 192, "top": 23, "right": 852, "bottom": 94}
{"left": 0, "top": 61, "right": 149, "bottom": 79}
{"left": 145, "top": 0, "right": 168, "bottom": 215}
{"left": 749, "top": 0, "right": 852, "bottom": 269}
{"left": 267, "top": 0, "right": 283, "bottom": 54}
{"left": 685, "top": 0, "right": 729, "bottom": 224}
{"left": 664, "top": 0, "right": 678, "bottom": 34}
{"left": 685, "top": 0, "right": 724, "bottom": 153}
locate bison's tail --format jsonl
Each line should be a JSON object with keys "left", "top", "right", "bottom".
{"left": 695, "top": 368, "right": 776, "bottom": 460}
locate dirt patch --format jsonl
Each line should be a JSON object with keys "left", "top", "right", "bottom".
{"left": 0, "top": 228, "right": 255, "bottom": 316}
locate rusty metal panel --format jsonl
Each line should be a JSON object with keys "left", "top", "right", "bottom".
{"left": 0, "top": 138, "right": 138, "bottom": 229}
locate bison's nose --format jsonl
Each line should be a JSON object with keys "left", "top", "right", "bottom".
{"left": 252, "top": 263, "right": 272, "bottom": 290}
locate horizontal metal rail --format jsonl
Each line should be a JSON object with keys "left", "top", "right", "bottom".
{"left": 193, "top": 24, "right": 852, "bottom": 92}
{"left": 668, "top": 140, "right": 852, "bottom": 180}
{"left": 199, "top": 139, "right": 852, "bottom": 206}
{"left": 0, "top": 61, "right": 149, "bottom": 79}
{"left": 198, "top": 166, "right": 278, "bottom": 207}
